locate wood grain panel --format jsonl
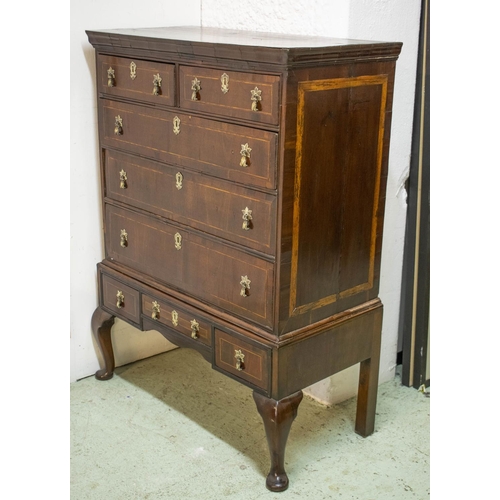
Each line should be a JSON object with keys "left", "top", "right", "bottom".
{"left": 100, "top": 100, "right": 278, "bottom": 189}
{"left": 104, "top": 149, "right": 277, "bottom": 254}
{"left": 179, "top": 65, "right": 280, "bottom": 125}
{"left": 98, "top": 55, "right": 175, "bottom": 106}
{"left": 105, "top": 204, "right": 275, "bottom": 328}
{"left": 289, "top": 75, "right": 388, "bottom": 316}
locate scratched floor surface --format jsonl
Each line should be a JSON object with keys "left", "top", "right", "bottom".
{"left": 70, "top": 348, "right": 430, "bottom": 500}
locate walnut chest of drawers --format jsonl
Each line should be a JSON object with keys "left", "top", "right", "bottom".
{"left": 86, "top": 26, "right": 401, "bottom": 492}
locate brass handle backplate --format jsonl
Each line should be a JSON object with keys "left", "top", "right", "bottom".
{"left": 153, "top": 73, "right": 162, "bottom": 96}
{"left": 120, "top": 229, "right": 128, "bottom": 248}
{"left": 250, "top": 86, "right": 262, "bottom": 111}
{"left": 119, "top": 169, "right": 127, "bottom": 189}
{"left": 242, "top": 207, "right": 253, "bottom": 231}
{"left": 107, "top": 67, "right": 115, "bottom": 87}
{"left": 240, "top": 275, "right": 251, "bottom": 297}
{"left": 191, "top": 77, "right": 201, "bottom": 100}
{"left": 190, "top": 319, "right": 200, "bottom": 339}
{"left": 240, "top": 143, "right": 252, "bottom": 167}
{"left": 152, "top": 301, "right": 160, "bottom": 320}
{"left": 114, "top": 115, "right": 123, "bottom": 135}
{"left": 235, "top": 349, "right": 245, "bottom": 371}
{"left": 116, "top": 290, "right": 124, "bottom": 308}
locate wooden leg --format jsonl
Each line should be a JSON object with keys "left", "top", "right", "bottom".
{"left": 355, "top": 316, "right": 382, "bottom": 437}
{"left": 253, "top": 390, "right": 303, "bottom": 492}
{"left": 91, "top": 306, "right": 115, "bottom": 381}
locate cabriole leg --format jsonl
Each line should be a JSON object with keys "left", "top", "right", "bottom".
{"left": 91, "top": 306, "right": 115, "bottom": 381}
{"left": 253, "top": 390, "right": 303, "bottom": 492}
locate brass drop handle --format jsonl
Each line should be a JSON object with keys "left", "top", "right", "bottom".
{"left": 120, "top": 229, "right": 128, "bottom": 248}
{"left": 235, "top": 349, "right": 245, "bottom": 371}
{"left": 119, "top": 169, "right": 127, "bottom": 189}
{"left": 190, "top": 319, "right": 200, "bottom": 339}
{"left": 107, "top": 67, "right": 115, "bottom": 87}
{"left": 240, "top": 275, "right": 251, "bottom": 297}
{"left": 191, "top": 77, "right": 201, "bottom": 100}
{"left": 151, "top": 301, "right": 160, "bottom": 320}
{"left": 240, "top": 143, "right": 252, "bottom": 167}
{"left": 153, "top": 73, "right": 162, "bottom": 96}
{"left": 242, "top": 207, "right": 252, "bottom": 230}
{"left": 251, "top": 86, "right": 262, "bottom": 111}
{"left": 114, "top": 115, "right": 123, "bottom": 135}
{"left": 116, "top": 291, "right": 124, "bottom": 308}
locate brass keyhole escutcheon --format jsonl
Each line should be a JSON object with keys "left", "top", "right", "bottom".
{"left": 174, "top": 233, "right": 182, "bottom": 250}
{"left": 175, "top": 172, "right": 183, "bottom": 190}
{"left": 130, "top": 61, "right": 137, "bottom": 80}
{"left": 173, "top": 116, "right": 181, "bottom": 135}
{"left": 171, "top": 310, "right": 179, "bottom": 326}
{"left": 221, "top": 73, "right": 229, "bottom": 94}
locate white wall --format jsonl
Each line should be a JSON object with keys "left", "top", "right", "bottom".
{"left": 70, "top": 1, "right": 200, "bottom": 382}
{"left": 201, "top": 0, "right": 422, "bottom": 404}
{"left": 71, "top": 1, "right": 421, "bottom": 403}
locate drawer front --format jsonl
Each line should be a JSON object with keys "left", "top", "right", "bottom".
{"left": 101, "top": 273, "right": 141, "bottom": 324}
{"left": 100, "top": 99, "right": 277, "bottom": 189}
{"left": 106, "top": 204, "right": 274, "bottom": 328}
{"left": 105, "top": 150, "right": 277, "bottom": 254}
{"left": 214, "top": 329, "right": 270, "bottom": 391}
{"left": 179, "top": 66, "right": 280, "bottom": 125}
{"left": 98, "top": 55, "right": 175, "bottom": 106}
{"left": 142, "top": 294, "right": 212, "bottom": 346}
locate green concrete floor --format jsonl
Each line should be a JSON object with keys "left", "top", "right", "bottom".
{"left": 70, "top": 348, "right": 430, "bottom": 499}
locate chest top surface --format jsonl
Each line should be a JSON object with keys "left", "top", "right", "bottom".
{"left": 86, "top": 26, "right": 402, "bottom": 66}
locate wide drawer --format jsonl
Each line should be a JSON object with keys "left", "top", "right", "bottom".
{"left": 101, "top": 273, "right": 141, "bottom": 325}
{"left": 214, "top": 328, "right": 270, "bottom": 391}
{"left": 105, "top": 204, "right": 274, "bottom": 329}
{"left": 98, "top": 55, "right": 175, "bottom": 106}
{"left": 142, "top": 294, "right": 211, "bottom": 347}
{"left": 179, "top": 66, "right": 280, "bottom": 125}
{"left": 100, "top": 99, "right": 277, "bottom": 189}
{"left": 104, "top": 149, "right": 277, "bottom": 254}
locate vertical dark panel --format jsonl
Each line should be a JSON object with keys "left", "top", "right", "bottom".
{"left": 399, "top": 0, "right": 430, "bottom": 388}
{"left": 338, "top": 84, "right": 383, "bottom": 293}
{"left": 294, "top": 87, "right": 349, "bottom": 307}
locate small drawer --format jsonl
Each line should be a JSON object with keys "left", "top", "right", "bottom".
{"left": 142, "top": 294, "right": 211, "bottom": 347}
{"left": 98, "top": 55, "right": 175, "bottom": 106}
{"left": 101, "top": 273, "right": 140, "bottom": 324}
{"left": 179, "top": 66, "right": 280, "bottom": 125}
{"left": 214, "top": 329, "right": 270, "bottom": 391}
